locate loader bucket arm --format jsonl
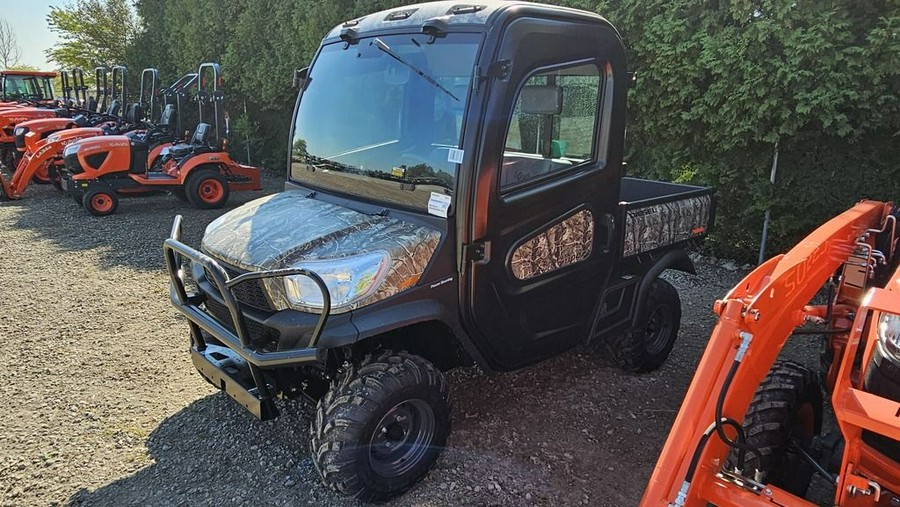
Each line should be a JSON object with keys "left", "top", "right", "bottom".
{"left": 0, "top": 136, "right": 76, "bottom": 199}
{"left": 641, "top": 200, "right": 893, "bottom": 507}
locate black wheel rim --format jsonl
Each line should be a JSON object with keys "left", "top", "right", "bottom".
{"left": 644, "top": 305, "right": 674, "bottom": 355}
{"left": 368, "top": 399, "right": 435, "bottom": 478}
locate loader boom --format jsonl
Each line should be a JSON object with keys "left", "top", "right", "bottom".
{"left": 642, "top": 200, "right": 895, "bottom": 507}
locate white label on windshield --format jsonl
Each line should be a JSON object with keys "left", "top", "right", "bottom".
{"left": 447, "top": 148, "right": 464, "bottom": 164}
{"left": 428, "top": 192, "right": 452, "bottom": 218}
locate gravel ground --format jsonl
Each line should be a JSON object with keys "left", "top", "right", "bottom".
{"left": 0, "top": 176, "right": 828, "bottom": 506}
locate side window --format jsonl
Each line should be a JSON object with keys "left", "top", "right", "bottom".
{"left": 500, "top": 63, "right": 601, "bottom": 190}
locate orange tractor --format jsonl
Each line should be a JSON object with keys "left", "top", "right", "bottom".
{"left": 0, "top": 69, "right": 57, "bottom": 106}
{"left": 0, "top": 70, "right": 65, "bottom": 168}
{"left": 13, "top": 67, "right": 129, "bottom": 161}
{"left": 642, "top": 200, "right": 900, "bottom": 506}
{"left": 60, "top": 62, "right": 260, "bottom": 215}
{"left": 0, "top": 66, "right": 132, "bottom": 198}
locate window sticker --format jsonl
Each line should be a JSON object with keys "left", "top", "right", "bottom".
{"left": 428, "top": 192, "right": 452, "bottom": 218}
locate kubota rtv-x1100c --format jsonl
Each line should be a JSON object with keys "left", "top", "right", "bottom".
{"left": 163, "top": 1, "right": 716, "bottom": 501}
{"left": 642, "top": 200, "right": 900, "bottom": 507}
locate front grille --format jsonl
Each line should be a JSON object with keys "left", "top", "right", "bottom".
{"left": 64, "top": 150, "right": 84, "bottom": 174}
{"left": 14, "top": 129, "right": 27, "bottom": 149}
{"left": 204, "top": 297, "right": 279, "bottom": 347}
{"left": 204, "top": 265, "right": 275, "bottom": 311}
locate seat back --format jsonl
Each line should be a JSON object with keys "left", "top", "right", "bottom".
{"left": 107, "top": 99, "right": 120, "bottom": 117}
{"left": 125, "top": 103, "right": 142, "bottom": 125}
{"left": 158, "top": 104, "right": 176, "bottom": 127}
{"left": 73, "top": 115, "right": 88, "bottom": 128}
{"left": 87, "top": 96, "right": 98, "bottom": 113}
{"left": 190, "top": 122, "right": 211, "bottom": 146}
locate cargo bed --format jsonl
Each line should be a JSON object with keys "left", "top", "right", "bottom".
{"left": 618, "top": 177, "right": 715, "bottom": 258}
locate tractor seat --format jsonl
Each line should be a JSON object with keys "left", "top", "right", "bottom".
{"left": 167, "top": 122, "right": 212, "bottom": 158}
{"left": 73, "top": 115, "right": 88, "bottom": 128}
{"left": 125, "top": 103, "right": 143, "bottom": 125}
{"left": 158, "top": 104, "right": 175, "bottom": 128}
{"left": 107, "top": 99, "right": 120, "bottom": 117}
{"left": 54, "top": 108, "right": 71, "bottom": 118}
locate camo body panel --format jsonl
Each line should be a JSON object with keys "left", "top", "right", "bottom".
{"left": 622, "top": 194, "right": 712, "bottom": 257}
{"left": 510, "top": 209, "right": 594, "bottom": 280}
{"left": 201, "top": 192, "right": 441, "bottom": 313}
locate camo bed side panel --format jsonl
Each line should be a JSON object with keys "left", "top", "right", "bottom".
{"left": 622, "top": 194, "right": 712, "bottom": 257}
{"left": 510, "top": 209, "right": 594, "bottom": 280}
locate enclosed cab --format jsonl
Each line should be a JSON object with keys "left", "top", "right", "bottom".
{"left": 164, "top": 1, "right": 714, "bottom": 500}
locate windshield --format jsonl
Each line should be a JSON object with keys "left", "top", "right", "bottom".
{"left": 2, "top": 75, "right": 47, "bottom": 101}
{"left": 289, "top": 32, "right": 481, "bottom": 213}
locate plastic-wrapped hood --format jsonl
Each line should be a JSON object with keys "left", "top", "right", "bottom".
{"left": 201, "top": 191, "right": 442, "bottom": 309}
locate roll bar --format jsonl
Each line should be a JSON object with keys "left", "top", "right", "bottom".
{"left": 197, "top": 62, "right": 226, "bottom": 141}
{"left": 94, "top": 67, "right": 109, "bottom": 113}
{"left": 139, "top": 68, "right": 159, "bottom": 122}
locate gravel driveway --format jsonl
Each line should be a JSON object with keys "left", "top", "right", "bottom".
{"left": 0, "top": 176, "right": 825, "bottom": 506}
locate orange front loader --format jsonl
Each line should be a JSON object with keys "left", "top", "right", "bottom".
{"left": 642, "top": 200, "right": 900, "bottom": 507}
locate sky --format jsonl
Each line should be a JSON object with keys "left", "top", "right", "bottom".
{"left": 2, "top": 1, "right": 67, "bottom": 70}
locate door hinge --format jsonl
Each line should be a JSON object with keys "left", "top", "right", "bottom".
{"left": 463, "top": 241, "right": 486, "bottom": 263}
{"left": 460, "top": 240, "right": 489, "bottom": 277}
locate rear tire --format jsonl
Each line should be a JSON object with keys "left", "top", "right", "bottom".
{"left": 734, "top": 360, "right": 823, "bottom": 497}
{"left": 310, "top": 352, "right": 451, "bottom": 501}
{"left": 186, "top": 169, "right": 229, "bottom": 209}
{"left": 82, "top": 189, "right": 118, "bottom": 216}
{"left": 605, "top": 278, "right": 681, "bottom": 372}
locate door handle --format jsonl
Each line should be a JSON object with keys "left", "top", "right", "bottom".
{"left": 600, "top": 213, "right": 615, "bottom": 254}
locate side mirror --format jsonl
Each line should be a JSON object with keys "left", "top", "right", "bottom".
{"left": 520, "top": 85, "right": 563, "bottom": 115}
{"left": 293, "top": 67, "right": 309, "bottom": 88}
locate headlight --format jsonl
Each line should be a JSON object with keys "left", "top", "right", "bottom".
{"left": 47, "top": 134, "right": 60, "bottom": 143}
{"left": 877, "top": 312, "right": 900, "bottom": 358}
{"left": 63, "top": 143, "right": 79, "bottom": 157}
{"left": 283, "top": 250, "right": 391, "bottom": 312}
{"left": 14, "top": 127, "right": 25, "bottom": 136}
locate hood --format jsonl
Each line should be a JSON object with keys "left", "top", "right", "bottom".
{"left": 201, "top": 192, "right": 442, "bottom": 310}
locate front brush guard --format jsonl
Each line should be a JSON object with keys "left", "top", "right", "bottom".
{"left": 163, "top": 215, "right": 331, "bottom": 419}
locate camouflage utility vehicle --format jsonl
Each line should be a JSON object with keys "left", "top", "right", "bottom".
{"left": 164, "top": 0, "right": 715, "bottom": 500}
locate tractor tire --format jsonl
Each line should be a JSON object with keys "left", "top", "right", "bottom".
{"left": 310, "top": 351, "right": 451, "bottom": 501}
{"left": 186, "top": 169, "right": 229, "bottom": 209}
{"left": 605, "top": 278, "right": 681, "bottom": 372}
{"left": 82, "top": 189, "right": 119, "bottom": 216}
{"left": 32, "top": 169, "right": 52, "bottom": 185}
{"left": 734, "top": 360, "right": 823, "bottom": 497}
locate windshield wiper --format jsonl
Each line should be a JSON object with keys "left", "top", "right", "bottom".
{"left": 373, "top": 37, "right": 459, "bottom": 102}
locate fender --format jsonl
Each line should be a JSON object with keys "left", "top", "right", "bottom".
{"left": 631, "top": 249, "right": 695, "bottom": 328}
{"left": 176, "top": 153, "right": 261, "bottom": 191}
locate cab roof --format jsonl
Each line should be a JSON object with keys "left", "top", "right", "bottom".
{"left": 1, "top": 70, "right": 58, "bottom": 78}
{"left": 326, "top": 1, "right": 609, "bottom": 40}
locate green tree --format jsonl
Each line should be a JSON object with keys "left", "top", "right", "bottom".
{"left": 45, "top": 0, "right": 138, "bottom": 70}
{"left": 600, "top": 0, "right": 900, "bottom": 260}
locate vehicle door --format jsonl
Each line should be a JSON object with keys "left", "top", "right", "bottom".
{"left": 464, "top": 15, "right": 627, "bottom": 370}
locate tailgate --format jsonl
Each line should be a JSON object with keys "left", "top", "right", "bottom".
{"left": 618, "top": 177, "right": 714, "bottom": 258}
